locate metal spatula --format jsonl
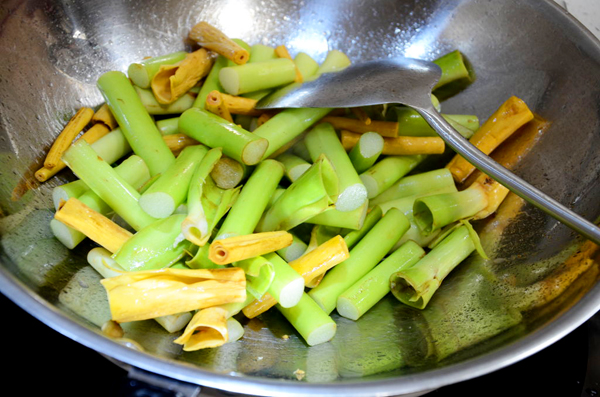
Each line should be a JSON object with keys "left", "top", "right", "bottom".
{"left": 256, "top": 57, "right": 600, "bottom": 244}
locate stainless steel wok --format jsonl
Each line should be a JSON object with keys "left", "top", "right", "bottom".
{"left": 1, "top": 0, "right": 600, "bottom": 396}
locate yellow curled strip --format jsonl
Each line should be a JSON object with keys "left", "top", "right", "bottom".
{"left": 101, "top": 267, "right": 246, "bottom": 323}
{"left": 209, "top": 231, "right": 293, "bottom": 265}
{"left": 173, "top": 307, "right": 229, "bottom": 351}
{"left": 151, "top": 48, "right": 213, "bottom": 105}
{"left": 189, "top": 21, "right": 249, "bottom": 65}
{"left": 44, "top": 107, "right": 94, "bottom": 169}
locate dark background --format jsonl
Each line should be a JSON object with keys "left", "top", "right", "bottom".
{"left": 1, "top": 291, "right": 593, "bottom": 397}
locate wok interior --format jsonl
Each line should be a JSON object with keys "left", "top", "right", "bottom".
{"left": 1, "top": 0, "right": 600, "bottom": 391}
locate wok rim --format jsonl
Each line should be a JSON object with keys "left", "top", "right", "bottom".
{"left": 1, "top": 0, "right": 600, "bottom": 395}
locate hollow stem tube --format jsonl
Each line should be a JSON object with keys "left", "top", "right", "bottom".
{"left": 337, "top": 241, "right": 425, "bottom": 320}
{"left": 390, "top": 224, "right": 476, "bottom": 309}
{"left": 219, "top": 58, "right": 297, "bottom": 95}
{"left": 178, "top": 107, "right": 268, "bottom": 166}
{"left": 413, "top": 182, "right": 489, "bottom": 236}
{"left": 348, "top": 131, "right": 384, "bottom": 174}
{"left": 304, "top": 123, "right": 367, "bottom": 212}
{"left": 360, "top": 155, "right": 425, "bottom": 199}
{"left": 97, "top": 71, "right": 175, "bottom": 176}
{"left": 127, "top": 51, "right": 188, "bottom": 89}
{"left": 62, "top": 140, "right": 157, "bottom": 231}
{"left": 139, "top": 145, "right": 209, "bottom": 219}
{"left": 276, "top": 152, "right": 311, "bottom": 183}
{"left": 276, "top": 293, "right": 337, "bottom": 346}
{"left": 257, "top": 155, "right": 339, "bottom": 232}
{"left": 308, "top": 208, "right": 411, "bottom": 314}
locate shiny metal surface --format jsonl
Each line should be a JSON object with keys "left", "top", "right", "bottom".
{"left": 258, "top": 56, "right": 600, "bottom": 244}
{"left": 1, "top": 0, "right": 600, "bottom": 396}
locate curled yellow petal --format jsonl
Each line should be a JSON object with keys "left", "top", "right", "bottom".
{"left": 188, "top": 21, "right": 249, "bottom": 65}
{"left": 173, "top": 307, "right": 229, "bottom": 351}
{"left": 151, "top": 49, "right": 213, "bottom": 105}
{"left": 101, "top": 267, "right": 246, "bottom": 323}
{"left": 209, "top": 231, "right": 293, "bottom": 265}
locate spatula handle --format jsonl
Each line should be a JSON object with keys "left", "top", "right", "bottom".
{"left": 417, "top": 106, "right": 600, "bottom": 245}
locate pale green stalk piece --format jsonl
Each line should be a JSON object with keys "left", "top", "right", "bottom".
{"left": 393, "top": 107, "right": 479, "bottom": 138}
{"left": 225, "top": 317, "right": 245, "bottom": 343}
{"left": 156, "top": 117, "right": 180, "bottom": 135}
{"left": 360, "top": 155, "right": 425, "bottom": 199}
{"left": 237, "top": 256, "right": 275, "bottom": 300}
{"left": 305, "top": 123, "right": 367, "bottom": 212}
{"left": 51, "top": 155, "right": 151, "bottom": 249}
{"left": 134, "top": 86, "right": 199, "bottom": 115}
{"left": 127, "top": 51, "right": 188, "bottom": 89}
{"left": 249, "top": 44, "right": 278, "bottom": 63}
{"left": 294, "top": 52, "right": 319, "bottom": 80}
{"left": 113, "top": 214, "right": 191, "bottom": 271}
{"left": 390, "top": 224, "right": 477, "bottom": 309}
{"left": 263, "top": 252, "right": 305, "bottom": 308}
{"left": 97, "top": 70, "right": 175, "bottom": 176}
{"left": 52, "top": 179, "right": 89, "bottom": 210}
{"left": 139, "top": 145, "right": 209, "bottom": 219}
{"left": 276, "top": 292, "right": 337, "bottom": 346}
{"left": 257, "top": 154, "right": 339, "bottom": 232}
{"left": 181, "top": 148, "right": 241, "bottom": 246}
{"left": 277, "top": 232, "right": 308, "bottom": 262}
{"left": 342, "top": 205, "right": 383, "bottom": 249}
{"left": 253, "top": 107, "right": 332, "bottom": 160}
{"left": 217, "top": 159, "right": 284, "bottom": 239}
{"left": 413, "top": 184, "right": 488, "bottom": 235}
{"left": 337, "top": 241, "right": 425, "bottom": 320}
{"left": 276, "top": 152, "right": 311, "bottom": 182}
{"left": 194, "top": 55, "right": 229, "bottom": 109}
{"left": 433, "top": 49, "right": 474, "bottom": 89}
{"left": 348, "top": 131, "right": 384, "bottom": 174}
{"left": 316, "top": 49, "right": 351, "bottom": 75}
{"left": 178, "top": 107, "right": 268, "bottom": 166}
{"left": 370, "top": 168, "right": 457, "bottom": 208}
{"left": 210, "top": 157, "right": 249, "bottom": 190}
{"left": 308, "top": 208, "right": 411, "bottom": 314}
{"left": 62, "top": 140, "right": 157, "bottom": 231}
{"left": 89, "top": 127, "right": 132, "bottom": 164}
{"left": 219, "top": 58, "right": 297, "bottom": 95}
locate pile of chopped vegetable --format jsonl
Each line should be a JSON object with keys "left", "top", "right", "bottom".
{"left": 37, "top": 21, "right": 538, "bottom": 350}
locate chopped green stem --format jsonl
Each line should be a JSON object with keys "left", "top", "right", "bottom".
{"left": 52, "top": 155, "right": 151, "bottom": 249}
{"left": 97, "top": 71, "right": 175, "bottom": 176}
{"left": 194, "top": 55, "right": 229, "bottom": 109}
{"left": 52, "top": 179, "right": 89, "bottom": 210}
{"left": 248, "top": 44, "right": 278, "bottom": 63}
{"left": 257, "top": 155, "right": 339, "bottom": 232}
{"left": 178, "top": 107, "right": 268, "bottom": 165}
{"left": 210, "top": 157, "right": 249, "bottom": 189}
{"left": 127, "top": 51, "right": 188, "bottom": 89}
{"left": 62, "top": 140, "right": 157, "bottom": 231}
{"left": 348, "top": 131, "right": 384, "bottom": 174}
{"left": 337, "top": 241, "right": 425, "bottom": 320}
{"left": 433, "top": 50, "right": 473, "bottom": 89}
{"left": 390, "top": 224, "right": 476, "bottom": 309}
{"left": 156, "top": 117, "right": 180, "bottom": 135}
{"left": 217, "top": 159, "right": 284, "bottom": 239}
{"left": 277, "top": 232, "right": 309, "bottom": 262}
{"left": 316, "top": 50, "right": 351, "bottom": 75}
{"left": 308, "top": 208, "right": 411, "bottom": 314}
{"left": 113, "top": 214, "right": 192, "bottom": 271}
{"left": 413, "top": 184, "right": 488, "bottom": 235}
{"left": 276, "top": 292, "right": 337, "bottom": 346}
{"left": 219, "top": 58, "right": 297, "bottom": 95}
{"left": 263, "top": 252, "right": 304, "bottom": 308}
{"left": 237, "top": 256, "right": 275, "bottom": 300}
{"left": 140, "top": 145, "right": 209, "bottom": 219}
{"left": 360, "top": 155, "right": 425, "bottom": 199}
{"left": 393, "top": 107, "right": 479, "bottom": 138}
{"left": 342, "top": 205, "right": 383, "bottom": 249}
{"left": 305, "top": 123, "right": 367, "bottom": 212}
{"left": 294, "top": 52, "right": 319, "bottom": 80}
{"left": 277, "top": 152, "right": 311, "bottom": 182}
{"left": 89, "top": 127, "right": 132, "bottom": 164}
{"left": 370, "top": 168, "right": 457, "bottom": 207}
{"left": 253, "top": 107, "right": 332, "bottom": 160}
